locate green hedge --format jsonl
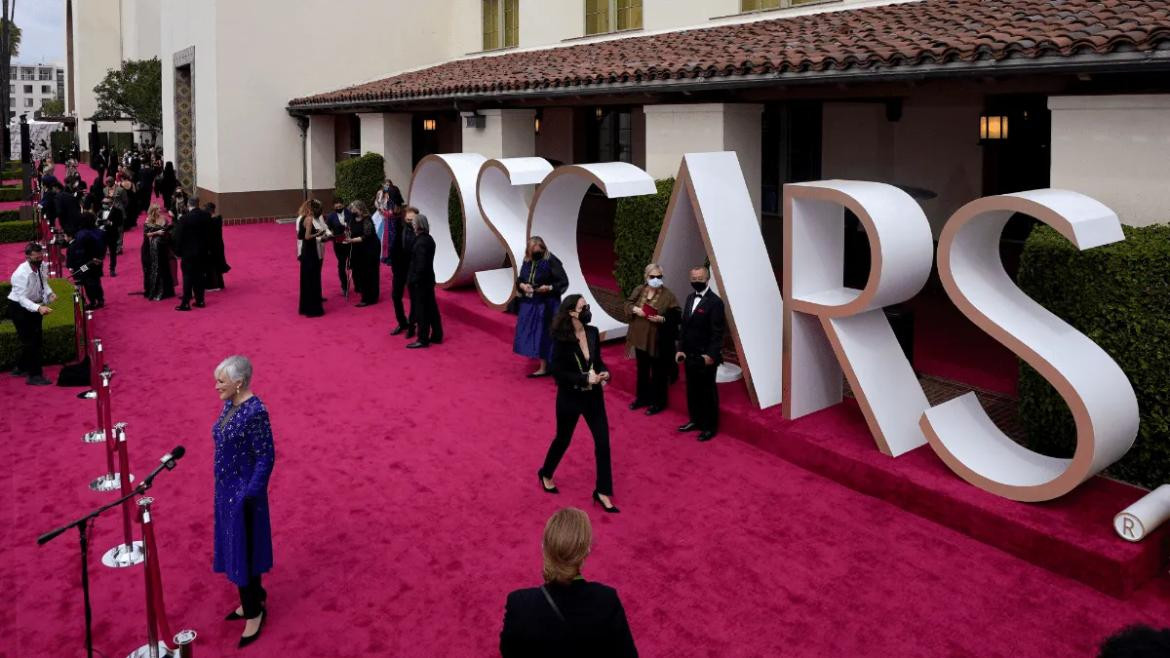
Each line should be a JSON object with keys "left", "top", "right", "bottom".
{"left": 0, "top": 278, "right": 78, "bottom": 370}
{"left": 1018, "top": 223, "right": 1170, "bottom": 489}
{"left": 0, "top": 220, "right": 35, "bottom": 244}
{"left": 448, "top": 185, "right": 464, "bottom": 255}
{"left": 0, "top": 186, "right": 21, "bottom": 202}
{"left": 335, "top": 152, "right": 385, "bottom": 210}
{"left": 613, "top": 178, "right": 674, "bottom": 296}
{"left": 0, "top": 210, "right": 20, "bottom": 223}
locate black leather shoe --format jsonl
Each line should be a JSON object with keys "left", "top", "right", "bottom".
{"left": 698, "top": 431, "right": 716, "bottom": 442}
{"left": 26, "top": 375, "right": 52, "bottom": 386}
{"left": 678, "top": 422, "right": 698, "bottom": 432}
{"left": 430, "top": 337, "right": 443, "bottom": 345}
{"left": 175, "top": 305, "right": 191, "bottom": 312}
{"left": 10, "top": 367, "right": 26, "bottom": 377}
{"left": 194, "top": 301, "right": 206, "bottom": 308}
{"left": 356, "top": 302, "right": 372, "bottom": 308}
{"left": 238, "top": 611, "right": 266, "bottom": 648}
{"left": 628, "top": 400, "right": 647, "bottom": 411}
{"left": 645, "top": 406, "right": 663, "bottom": 416}
{"left": 406, "top": 341, "right": 429, "bottom": 349}
{"left": 390, "top": 325, "right": 405, "bottom": 336}
{"left": 405, "top": 326, "right": 416, "bottom": 339}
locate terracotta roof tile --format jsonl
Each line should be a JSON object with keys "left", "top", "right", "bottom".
{"left": 290, "top": 0, "right": 1170, "bottom": 108}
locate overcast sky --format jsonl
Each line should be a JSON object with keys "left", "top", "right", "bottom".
{"left": 13, "top": 1, "right": 65, "bottom": 65}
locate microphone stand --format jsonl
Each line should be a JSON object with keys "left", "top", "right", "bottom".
{"left": 37, "top": 466, "right": 173, "bottom": 658}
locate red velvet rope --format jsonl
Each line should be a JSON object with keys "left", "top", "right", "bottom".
{"left": 142, "top": 508, "right": 175, "bottom": 645}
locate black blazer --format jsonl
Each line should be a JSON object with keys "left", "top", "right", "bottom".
{"left": 500, "top": 580, "right": 637, "bottom": 658}
{"left": 387, "top": 216, "right": 416, "bottom": 269}
{"left": 173, "top": 208, "right": 211, "bottom": 260}
{"left": 56, "top": 191, "right": 82, "bottom": 237}
{"left": 407, "top": 232, "right": 436, "bottom": 286}
{"left": 325, "top": 209, "right": 354, "bottom": 236}
{"left": 677, "top": 289, "right": 726, "bottom": 364}
{"left": 549, "top": 325, "right": 608, "bottom": 393}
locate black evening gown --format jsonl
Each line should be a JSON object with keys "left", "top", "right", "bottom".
{"left": 145, "top": 224, "right": 175, "bottom": 300}
{"left": 298, "top": 222, "right": 324, "bottom": 317}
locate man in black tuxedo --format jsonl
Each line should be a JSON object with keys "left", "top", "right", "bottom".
{"left": 173, "top": 196, "right": 210, "bottom": 311}
{"left": 406, "top": 213, "right": 442, "bottom": 349}
{"left": 675, "top": 266, "right": 725, "bottom": 442}
{"left": 67, "top": 213, "right": 107, "bottom": 309}
{"left": 55, "top": 183, "right": 83, "bottom": 238}
{"left": 325, "top": 200, "right": 355, "bottom": 296}
{"left": 388, "top": 206, "right": 417, "bottom": 337}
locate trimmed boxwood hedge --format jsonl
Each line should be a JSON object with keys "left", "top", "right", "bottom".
{"left": 0, "top": 186, "right": 22, "bottom": 203}
{"left": 335, "top": 152, "right": 385, "bottom": 210}
{"left": 0, "top": 220, "right": 36, "bottom": 244}
{"left": 0, "top": 209, "right": 20, "bottom": 223}
{"left": 613, "top": 178, "right": 674, "bottom": 297}
{"left": 1017, "top": 223, "right": 1170, "bottom": 489}
{"left": 448, "top": 185, "right": 463, "bottom": 255}
{"left": 0, "top": 278, "right": 78, "bottom": 370}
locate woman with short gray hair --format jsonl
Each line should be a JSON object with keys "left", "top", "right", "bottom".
{"left": 212, "top": 355, "right": 276, "bottom": 648}
{"left": 406, "top": 213, "right": 443, "bottom": 347}
{"left": 342, "top": 200, "right": 380, "bottom": 306}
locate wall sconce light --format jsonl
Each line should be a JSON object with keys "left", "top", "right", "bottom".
{"left": 422, "top": 118, "right": 437, "bottom": 132}
{"left": 534, "top": 110, "right": 543, "bottom": 135}
{"left": 595, "top": 107, "right": 604, "bottom": 120}
{"left": 979, "top": 114, "right": 1009, "bottom": 142}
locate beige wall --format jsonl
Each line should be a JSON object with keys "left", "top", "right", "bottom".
{"left": 160, "top": 0, "right": 219, "bottom": 190}
{"left": 1049, "top": 95, "right": 1170, "bottom": 227}
{"left": 821, "top": 98, "right": 984, "bottom": 237}
{"left": 70, "top": 0, "right": 122, "bottom": 136}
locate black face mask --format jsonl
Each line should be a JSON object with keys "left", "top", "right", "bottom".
{"left": 577, "top": 308, "right": 592, "bottom": 325}
{"left": 531, "top": 251, "right": 543, "bottom": 260}
{"left": 691, "top": 281, "right": 707, "bottom": 293}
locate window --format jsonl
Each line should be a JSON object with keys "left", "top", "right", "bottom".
{"left": 586, "top": 0, "right": 641, "bottom": 35}
{"left": 482, "top": 0, "right": 518, "bottom": 51}
{"left": 20, "top": 68, "right": 34, "bottom": 80}
{"left": 23, "top": 85, "right": 32, "bottom": 94}
{"left": 587, "top": 108, "right": 632, "bottom": 163}
{"left": 42, "top": 85, "right": 53, "bottom": 94}
{"left": 39, "top": 68, "right": 52, "bottom": 80}
{"left": 24, "top": 98, "right": 34, "bottom": 107}
{"left": 741, "top": 0, "right": 821, "bottom": 11}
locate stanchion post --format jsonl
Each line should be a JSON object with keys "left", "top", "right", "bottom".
{"left": 73, "top": 290, "right": 86, "bottom": 357}
{"left": 127, "top": 497, "right": 188, "bottom": 658}
{"left": 138, "top": 498, "right": 160, "bottom": 658}
{"left": 117, "top": 427, "right": 135, "bottom": 547}
{"left": 100, "top": 367, "right": 116, "bottom": 476}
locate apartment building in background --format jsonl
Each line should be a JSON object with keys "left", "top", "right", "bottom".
{"left": 8, "top": 63, "right": 65, "bottom": 119}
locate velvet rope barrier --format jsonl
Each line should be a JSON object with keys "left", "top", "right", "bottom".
{"left": 137, "top": 497, "right": 177, "bottom": 658}
{"left": 116, "top": 426, "right": 135, "bottom": 548}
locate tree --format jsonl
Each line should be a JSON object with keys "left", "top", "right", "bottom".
{"left": 1, "top": 19, "right": 17, "bottom": 56}
{"left": 93, "top": 57, "right": 162, "bottom": 131}
{"left": 39, "top": 98, "right": 63, "bottom": 116}
{"left": 1, "top": 0, "right": 18, "bottom": 160}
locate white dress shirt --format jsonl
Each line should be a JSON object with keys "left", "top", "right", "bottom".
{"left": 7, "top": 260, "right": 55, "bottom": 312}
{"left": 690, "top": 286, "right": 708, "bottom": 314}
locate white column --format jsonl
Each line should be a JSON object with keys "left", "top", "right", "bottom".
{"left": 358, "top": 112, "right": 413, "bottom": 187}
{"left": 307, "top": 114, "right": 336, "bottom": 191}
{"left": 1049, "top": 94, "right": 1170, "bottom": 227}
{"left": 644, "top": 103, "right": 763, "bottom": 223}
{"left": 461, "top": 109, "right": 536, "bottom": 160}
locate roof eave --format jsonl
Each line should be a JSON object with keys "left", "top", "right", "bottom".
{"left": 286, "top": 49, "right": 1170, "bottom": 115}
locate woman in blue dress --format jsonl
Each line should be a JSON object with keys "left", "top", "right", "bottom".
{"left": 212, "top": 355, "right": 276, "bottom": 649}
{"left": 514, "top": 237, "right": 569, "bottom": 377}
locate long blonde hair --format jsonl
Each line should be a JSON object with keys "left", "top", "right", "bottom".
{"left": 542, "top": 508, "right": 592, "bottom": 584}
{"left": 146, "top": 204, "right": 162, "bottom": 226}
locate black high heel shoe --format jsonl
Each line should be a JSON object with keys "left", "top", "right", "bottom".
{"left": 592, "top": 490, "right": 620, "bottom": 514}
{"left": 226, "top": 594, "right": 267, "bottom": 620}
{"left": 539, "top": 472, "right": 559, "bottom": 494}
{"left": 238, "top": 610, "right": 266, "bottom": 649}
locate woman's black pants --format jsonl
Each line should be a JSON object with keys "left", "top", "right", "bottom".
{"left": 540, "top": 390, "right": 613, "bottom": 496}
{"left": 238, "top": 575, "right": 266, "bottom": 619}
{"left": 634, "top": 348, "right": 670, "bottom": 408}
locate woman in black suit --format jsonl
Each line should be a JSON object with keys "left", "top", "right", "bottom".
{"left": 538, "top": 294, "right": 619, "bottom": 513}
{"left": 500, "top": 507, "right": 637, "bottom": 657}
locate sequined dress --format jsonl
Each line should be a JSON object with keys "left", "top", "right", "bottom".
{"left": 212, "top": 396, "right": 276, "bottom": 586}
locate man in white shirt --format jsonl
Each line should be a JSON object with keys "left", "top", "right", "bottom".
{"left": 7, "top": 242, "right": 56, "bottom": 386}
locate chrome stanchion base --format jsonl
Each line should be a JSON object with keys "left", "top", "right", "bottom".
{"left": 125, "top": 640, "right": 171, "bottom": 658}
{"left": 172, "top": 630, "right": 197, "bottom": 658}
{"left": 83, "top": 429, "right": 106, "bottom": 444}
{"left": 102, "top": 541, "right": 146, "bottom": 568}
{"left": 80, "top": 389, "right": 97, "bottom": 399}
{"left": 90, "top": 472, "right": 134, "bottom": 492}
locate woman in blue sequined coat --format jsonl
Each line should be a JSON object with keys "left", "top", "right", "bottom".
{"left": 212, "top": 355, "right": 276, "bottom": 649}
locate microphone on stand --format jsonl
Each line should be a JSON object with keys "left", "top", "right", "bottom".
{"left": 138, "top": 445, "right": 186, "bottom": 491}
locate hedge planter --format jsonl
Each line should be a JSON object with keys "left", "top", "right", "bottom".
{"left": 0, "top": 186, "right": 22, "bottom": 203}
{"left": 0, "top": 220, "right": 36, "bottom": 244}
{"left": 335, "top": 152, "right": 385, "bottom": 211}
{"left": 1017, "top": 223, "right": 1170, "bottom": 489}
{"left": 614, "top": 178, "right": 674, "bottom": 297}
{"left": 0, "top": 279, "right": 78, "bottom": 371}
{"left": 0, "top": 210, "right": 21, "bottom": 223}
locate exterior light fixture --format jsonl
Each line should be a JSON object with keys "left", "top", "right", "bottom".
{"left": 979, "top": 114, "right": 1009, "bottom": 142}
{"left": 595, "top": 107, "right": 604, "bottom": 119}
{"left": 534, "top": 110, "right": 543, "bottom": 135}
{"left": 422, "top": 118, "right": 437, "bottom": 132}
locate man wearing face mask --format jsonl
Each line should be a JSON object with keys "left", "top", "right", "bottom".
{"left": 325, "top": 200, "right": 355, "bottom": 297}
{"left": 7, "top": 243, "right": 58, "bottom": 386}
{"left": 675, "top": 266, "right": 725, "bottom": 441}
{"left": 388, "top": 206, "right": 418, "bottom": 337}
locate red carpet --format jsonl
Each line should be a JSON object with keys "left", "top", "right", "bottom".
{"left": 3, "top": 224, "right": 1170, "bottom": 657}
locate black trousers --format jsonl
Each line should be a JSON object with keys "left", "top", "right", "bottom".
{"left": 104, "top": 227, "right": 121, "bottom": 274}
{"left": 540, "top": 390, "right": 614, "bottom": 496}
{"left": 180, "top": 258, "right": 205, "bottom": 305}
{"left": 332, "top": 246, "right": 349, "bottom": 294}
{"left": 634, "top": 348, "right": 670, "bottom": 408}
{"left": 409, "top": 282, "right": 441, "bottom": 342}
{"left": 390, "top": 266, "right": 412, "bottom": 327}
{"left": 238, "top": 575, "right": 266, "bottom": 619}
{"left": 8, "top": 305, "right": 44, "bottom": 376}
{"left": 78, "top": 272, "right": 104, "bottom": 305}
{"left": 684, "top": 357, "right": 719, "bottom": 432}
{"left": 357, "top": 256, "right": 379, "bottom": 304}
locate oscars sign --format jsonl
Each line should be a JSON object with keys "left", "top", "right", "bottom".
{"left": 407, "top": 151, "right": 1140, "bottom": 503}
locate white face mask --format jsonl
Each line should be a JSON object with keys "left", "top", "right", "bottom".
{"left": 647, "top": 276, "right": 664, "bottom": 289}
